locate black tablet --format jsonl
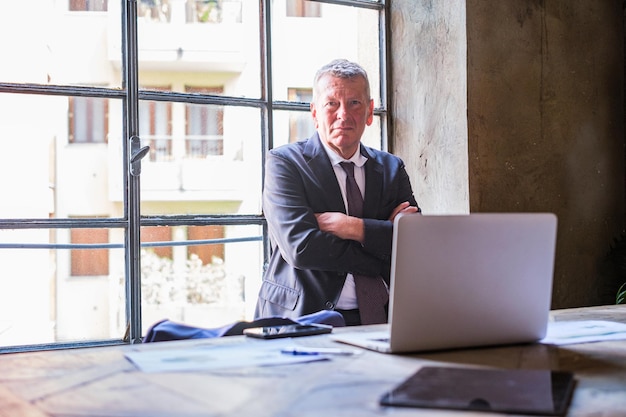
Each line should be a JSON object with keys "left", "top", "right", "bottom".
{"left": 380, "top": 366, "right": 575, "bottom": 416}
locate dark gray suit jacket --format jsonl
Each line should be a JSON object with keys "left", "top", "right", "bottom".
{"left": 254, "top": 133, "right": 419, "bottom": 320}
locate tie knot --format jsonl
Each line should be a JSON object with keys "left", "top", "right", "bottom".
{"left": 340, "top": 161, "right": 355, "bottom": 178}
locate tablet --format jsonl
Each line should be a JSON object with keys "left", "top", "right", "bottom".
{"left": 380, "top": 366, "right": 575, "bottom": 416}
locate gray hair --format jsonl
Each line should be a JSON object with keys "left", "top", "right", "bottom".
{"left": 313, "top": 59, "right": 371, "bottom": 100}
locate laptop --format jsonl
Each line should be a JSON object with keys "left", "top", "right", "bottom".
{"left": 331, "top": 212, "right": 558, "bottom": 353}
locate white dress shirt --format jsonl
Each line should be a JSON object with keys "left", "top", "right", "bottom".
{"left": 320, "top": 141, "right": 367, "bottom": 310}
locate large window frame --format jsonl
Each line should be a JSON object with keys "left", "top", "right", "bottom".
{"left": 0, "top": 0, "right": 389, "bottom": 352}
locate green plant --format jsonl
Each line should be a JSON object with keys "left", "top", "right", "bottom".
{"left": 617, "top": 282, "right": 626, "bottom": 304}
{"left": 605, "top": 233, "right": 626, "bottom": 304}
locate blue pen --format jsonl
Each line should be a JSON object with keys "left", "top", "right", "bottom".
{"left": 281, "top": 346, "right": 356, "bottom": 356}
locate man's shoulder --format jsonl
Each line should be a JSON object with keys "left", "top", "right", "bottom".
{"left": 270, "top": 134, "right": 322, "bottom": 159}
{"left": 361, "top": 144, "right": 404, "bottom": 165}
{"left": 270, "top": 139, "right": 307, "bottom": 155}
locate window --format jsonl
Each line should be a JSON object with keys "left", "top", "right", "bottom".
{"left": 70, "top": 227, "right": 110, "bottom": 276}
{"left": 0, "top": 0, "right": 387, "bottom": 352}
{"left": 139, "top": 98, "right": 173, "bottom": 161}
{"left": 69, "top": 97, "right": 109, "bottom": 144}
{"left": 185, "top": 87, "right": 224, "bottom": 158}
{"left": 69, "top": 0, "right": 108, "bottom": 12}
{"left": 286, "top": 0, "right": 320, "bottom": 18}
{"left": 138, "top": 0, "right": 243, "bottom": 24}
{"left": 140, "top": 225, "right": 225, "bottom": 263}
{"left": 288, "top": 88, "right": 314, "bottom": 143}
{"left": 142, "top": 226, "right": 173, "bottom": 259}
{"left": 138, "top": 0, "right": 170, "bottom": 22}
{"left": 188, "top": 225, "right": 225, "bottom": 263}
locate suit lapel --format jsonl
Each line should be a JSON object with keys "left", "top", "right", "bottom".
{"left": 303, "top": 134, "right": 346, "bottom": 213}
{"left": 362, "top": 147, "right": 383, "bottom": 218}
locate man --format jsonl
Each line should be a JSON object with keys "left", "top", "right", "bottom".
{"left": 255, "top": 59, "right": 420, "bottom": 325}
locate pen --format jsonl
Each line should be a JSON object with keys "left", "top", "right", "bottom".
{"left": 281, "top": 346, "right": 357, "bottom": 356}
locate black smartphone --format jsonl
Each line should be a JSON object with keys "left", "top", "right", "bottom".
{"left": 243, "top": 323, "right": 333, "bottom": 339}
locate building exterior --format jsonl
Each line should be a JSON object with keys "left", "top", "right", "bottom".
{"left": 0, "top": 0, "right": 381, "bottom": 347}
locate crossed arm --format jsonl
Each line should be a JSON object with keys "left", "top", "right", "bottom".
{"left": 263, "top": 149, "right": 419, "bottom": 275}
{"left": 314, "top": 201, "right": 419, "bottom": 243}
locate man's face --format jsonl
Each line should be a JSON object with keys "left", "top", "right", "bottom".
{"left": 311, "top": 74, "right": 374, "bottom": 159}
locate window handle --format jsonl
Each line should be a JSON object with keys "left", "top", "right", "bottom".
{"left": 130, "top": 135, "right": 150, "bottom": 177}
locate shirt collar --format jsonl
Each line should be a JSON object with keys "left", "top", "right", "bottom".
{"left": 321, "top": 141, "right": 368, "bottom": 168}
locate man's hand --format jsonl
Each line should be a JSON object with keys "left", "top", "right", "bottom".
{"left": 388, "top": 201, "right": 419, "bottom": 222}
{"left": 315, "top": 212, "right": 364, "bottom": 243}
{"left": 315, "top": 201, "right": 417, "bottom": 243}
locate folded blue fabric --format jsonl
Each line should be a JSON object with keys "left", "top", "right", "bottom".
{"left": 143, "top": 310, "right": 345, "bottom": 343}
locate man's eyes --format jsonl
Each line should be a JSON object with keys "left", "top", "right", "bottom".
{"left": 325, "top": 100, "right": 362, "bottom": 108}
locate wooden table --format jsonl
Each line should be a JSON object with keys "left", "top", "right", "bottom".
{"left": 1, "top": 305, "right": 625, "bottom": 416}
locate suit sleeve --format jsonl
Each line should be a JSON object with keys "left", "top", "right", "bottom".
{"left": 263, "top": 151, "right": 387, "bottom": 277}
{"left": 361, "top": 160, "right": 419, "bottom": 259}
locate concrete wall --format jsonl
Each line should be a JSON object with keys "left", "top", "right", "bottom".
{"left": 389, "top": 1, "right": 469, "bottom": 215}
{"left": 391, "top": 0, "right": 624, "bottom": 309}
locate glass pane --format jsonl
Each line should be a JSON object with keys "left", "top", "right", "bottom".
{"left": 139, "top": 224, "right": 263, "bottom": 334}
{"left": 0, "top": 229, "right": 125, "bottom": 348}
{"left": 0, "top": 93, "right": 124, "bottom": 219}
{"left": 137, "top": 0, "right": 260, "bottom": 98}
{"left": 273, "top": 1, "right": 381, "bottom": 107}
{"left": 140, "top": 105, "right": 262, "bottom": 215}
{"left": 0, "top": 2, "right": 121, "bottom": 88}
{"left": 273, "top": 110, "right": 383, "bottom": 151}
{"left": 362, "top": 115, "right": 383, "bottom": 150}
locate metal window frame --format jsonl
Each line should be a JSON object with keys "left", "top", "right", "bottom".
{"left": 0, "top": 0, "right": 388, "bottom": 353}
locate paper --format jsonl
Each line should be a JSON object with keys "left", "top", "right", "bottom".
{"left": 540, "top": 320, "right": 626, "bottom": 345}
{"left": 125, "top": 339, "right": 329, "bottom": 373}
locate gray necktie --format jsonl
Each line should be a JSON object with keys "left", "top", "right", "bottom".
{"left": 340, "top": 162, "right": 388, "bottom": 324}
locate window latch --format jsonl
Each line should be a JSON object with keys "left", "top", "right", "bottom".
{"left": 130, "top": 135, "right": 150, "bottom": 177}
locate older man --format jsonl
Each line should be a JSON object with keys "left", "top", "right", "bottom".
{"left": 255, "top": 59, "right": 420, "bottom": 325}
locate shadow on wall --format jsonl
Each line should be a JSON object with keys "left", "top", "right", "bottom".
{"left": 602, "top": 233, "right": 626, "bottom": 305}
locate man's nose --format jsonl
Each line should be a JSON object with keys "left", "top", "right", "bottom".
{"left": 336, "top": 103, "right": 349, "bottom": 119}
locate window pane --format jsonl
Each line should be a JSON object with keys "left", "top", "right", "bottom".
{"left": 0, "top": 93, "right": 123, "bottom": 219}
{"left": 139, "top": 225, "right": 263, "bottom": 334}
{"left": 0, "top": 229, "right": 125, "bottom": 347}
{"left": 137, "top": 0, "right": 242, "bottom": 24}
{"left": 186, "top": 87, "right": 225, "bottom": 158}
{"left": 137, "top": 1, "right": 259, "bottom": 98}
{"left": 139, "top": 95, "right": 174, "bottom": 161}
{"left": 273, "top": 108, "right": 313, "bottom": 146}
{"left": 71, "top": 228, "right": 110, "bottom": 276}
{"left": 0, "top": 2, "right": 120, "bottom": 88}
{"left": 273, "top": 2, "right": 381, "bottom": 108}
{"left": 286, "top": 0, "right": 321, "bottom": 18}
{"left": 361, "top": 115, "right": 383, "bottom": 150}
{"left": 140, "top": 106, "right": 262, "bottom": 215}
{"left": 1, "top": 0, "right": 386, "bottom": 352}
{"left": 69, "top": 96, "right": 109, "bottom": 144}
{"left": 69, "top": 0, "right": 108, "bottom": 12}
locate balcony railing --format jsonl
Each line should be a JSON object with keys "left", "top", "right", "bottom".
{"left": 139, "top": 135, "right": 246, "bottom": 196}
{"left": 137, "top": 0, "right": 242, "bottom": 24}
{"left": 146, "top": 135, "right": 226, "bottom": 162}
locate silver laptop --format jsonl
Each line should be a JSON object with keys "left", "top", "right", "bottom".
{"left": 331, "top": 212, "right": 558, "bottom": 353}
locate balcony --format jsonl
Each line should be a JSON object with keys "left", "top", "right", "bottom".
{"left": 108, "top": 0, "right": 245, "bottom": 73}
{"left": 139, "top": 135, "right": 248, "bottom": 202}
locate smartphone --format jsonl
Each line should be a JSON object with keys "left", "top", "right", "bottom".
{"left": 243, "top": 323, "right": 333, "bottom": 339}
